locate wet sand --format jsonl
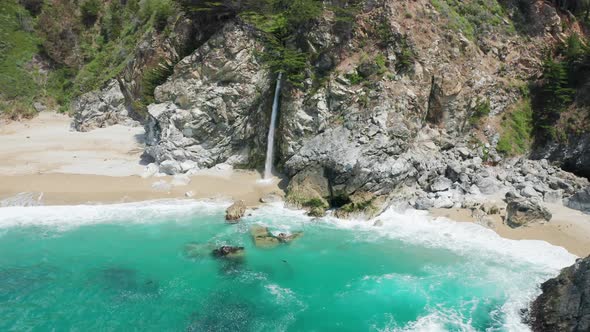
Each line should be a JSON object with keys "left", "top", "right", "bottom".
{"left": 431, "top": 205, "right": 590, "bottom": 257}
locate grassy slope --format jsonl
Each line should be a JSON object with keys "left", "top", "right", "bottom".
{"left": 0, "top": 0, "right": 40, "bottom": 116}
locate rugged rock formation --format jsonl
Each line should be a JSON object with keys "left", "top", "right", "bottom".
{"left": 566, "top": 187, "right": 590, "bottom": 214}
{"left": 532, "top": 134, "right": 590, "bottom": 180}
{"left": 225, "top": 200, "right": 246, "bottom": 222}
{"left": 144, "top": 22, "right": 271, "bottom": 173}
{"left": 63, "top": 0, "right": 590, "bottom": 219}
{"left": 71, "top": 80, "right": 140, "bottom": 131}
{"left": 530, "top": 256, "right": 590, "bottom": 332}
{"left": 506, "top": 198, "right": 552, "bottom": 228}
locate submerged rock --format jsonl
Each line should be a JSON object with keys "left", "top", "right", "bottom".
{"left": 225, "top": 200, "right": 246, "bottom": 223}
{"left": 212, "top": 246, "right": 245, "bottom": 258}
{"left": 250, "top": 225, "right": 303, "bottom": 248}
{"left": 529, "top": 256, "right": 590, "bottom": 332}
{"left": 250, "top": 225, "right": 280, "bottom": 248}
{"left": 183, "top": 242, "right": 215, "bottom": 260}
{"left": 276, "top": 232, "right": 304, "bottom": 243}
{"left": 505, "top": 198, "right": 552, "bottom": 228}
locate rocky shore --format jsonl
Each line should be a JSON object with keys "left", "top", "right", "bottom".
{"left": 529, "top": 255, "right": 590, "bottom": 332}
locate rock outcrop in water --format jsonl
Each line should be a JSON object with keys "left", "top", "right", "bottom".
{"left": 250, "top": 225, "right": 303, "bottom": 248}
{"left": 530, "top": 256, "right": 590, "bottom": 332}
{"left": 225, "top": 200, "right": 246, "bottom": 223}
{"left": 212, "top": 246, "right": 245, "bottom": 259}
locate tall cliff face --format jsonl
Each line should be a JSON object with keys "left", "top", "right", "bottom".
{"left": 140, "top": 1, "right": 584, "bottom": 186}
{"left": 143, "top": 22, "right": 272, "bottom": 173}
{"left": 54, "top": 0, "right": 590, "bottom": 211}
{"left": 529, "top": 256, "right": 590, "bottom": 332}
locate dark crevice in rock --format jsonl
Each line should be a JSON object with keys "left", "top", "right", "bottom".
{"left": 426, "top": 75, "right": 444, "bottom": 126}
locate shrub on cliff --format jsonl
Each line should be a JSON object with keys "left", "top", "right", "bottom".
{"left": 80, "top": 0, "right": 101, "bottom": 26}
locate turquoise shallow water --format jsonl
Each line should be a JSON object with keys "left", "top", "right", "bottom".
{"left": 0, "top": 201, "right": 576, "bottom": 331}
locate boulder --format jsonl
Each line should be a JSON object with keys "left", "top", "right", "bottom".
{"left": 212, "top": 246, "right": 245, "bottom": 258}
{"left": 565, "top": 187, "right": 590, "bottom": 214}
{"left": 249, "top": 225, "right": 302, "bottom": 248}
{"left": 225, "top": 200, "right": 246, "bottom": 222}
{"left": 276, "top": 232, "right": 304, "bottom": 243}
{"left": 430, "top": 176, "right": 453, "bottom": 192}
{"left": 285, "top": 166, "right": 330, "bottom": 216}
{"left": 476, "top": 176, "right": 500, "bottom": 195}
{"left": 521, "top": 185, "right": 540, "bottom": 198}
{"left": 506, "top": 199, "right": 552, "bottom": 228}
{"left": 529, "top": 256, "right": 590, "bottom": 332}
{"left": 250, "top": 225, "right": 280, "bottom": 248}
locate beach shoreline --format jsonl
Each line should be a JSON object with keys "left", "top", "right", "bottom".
{"left": 1, "top": 112, "right": 589, "bottom": 257}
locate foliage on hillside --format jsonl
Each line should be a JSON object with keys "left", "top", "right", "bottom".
{"left": 0, "top": 0, "right": 180, "bottom": 116}
{"left": 0, "top": 0, "right": 40, "bottom": 118}
{"left": 183, "top": 0, "right": 359, "bottom": 85}
{"left": 431, "top": 0, "right": 514, "bottom": 40}
{"left": 497, "top": 98, "right": 533, "bottom": 156}
{"left": 532, "top": 33, "right": 590, "bottom": 143}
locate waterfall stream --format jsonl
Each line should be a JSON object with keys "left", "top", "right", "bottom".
{"left": 263, "top": 72, "right": 282, "bottom": 180}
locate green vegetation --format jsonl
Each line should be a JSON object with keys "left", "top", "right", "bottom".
{"left": 396, "top": 37, "right": 415, "bottom": 72}
{"left": 0, "top": 0, "right": 182, "bottom": 115}
{"left": 188, "top": 0, "right": 358, "bottom": 85}
{"left": 80, "top": 0, "right": 101, "bottom": 26}
{"left": 142, "top": 61, "right": 175, "bottom": 106}
{"left": 303, "top": 197, "right": 329, "bottom": 209}
{"left": 430, "top": 0, "right": 513, "bottom": 40}
{"left": 497, "top": 99, "right": 533, "bottom": 156}
{"left": 532, "top": 33, "right": 589, "bottom": 141}
{"left": 0, "top": 1, "right": 39, "bottom": 99}
{"left": 468, "top": 98, "right": 491, "bottom": 128}
{"left": 345, "top": 71, "right": 363, "bottom": 85}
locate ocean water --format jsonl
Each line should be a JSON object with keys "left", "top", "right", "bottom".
{"left": 0, "top": 200, "right": 576, "bottom": 331}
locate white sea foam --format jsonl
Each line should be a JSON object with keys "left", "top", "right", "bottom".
{"left": 0, "top": 199, "right": 228, "bottom": 230}
{"left": 250, "top": 203, "right": 576, "bottom": 332}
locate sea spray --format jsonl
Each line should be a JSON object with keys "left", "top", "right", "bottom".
{"left": 263, "top": 72, "right": 283, "bottom": 180}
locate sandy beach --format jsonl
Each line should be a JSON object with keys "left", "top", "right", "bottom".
{"left": 431, "top": 205, "right": 590, "bottom": 257}
{"left": 0, "top": 113, "right": 282, "bottom": 206}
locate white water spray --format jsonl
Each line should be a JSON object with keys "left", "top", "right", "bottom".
{"left": 263, "top": 72, "right": 282, "bottom": 180}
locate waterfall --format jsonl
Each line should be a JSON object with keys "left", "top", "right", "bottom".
{"left": 263, "top": 72, "right": 282, "bottom": 180}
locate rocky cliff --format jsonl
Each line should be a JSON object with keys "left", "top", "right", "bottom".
{"left": 529, "top": 256, "right": 590, "bottom": 332}
{"left": 48, "top": 0, "right": 590, "bottom": 216}
{"left": 127, "top": 0, "right": 589, "bottom": 215}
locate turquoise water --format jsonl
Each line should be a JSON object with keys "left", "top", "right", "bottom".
{"left": 0, "top": 201, "right": 576, "bottom": 331}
